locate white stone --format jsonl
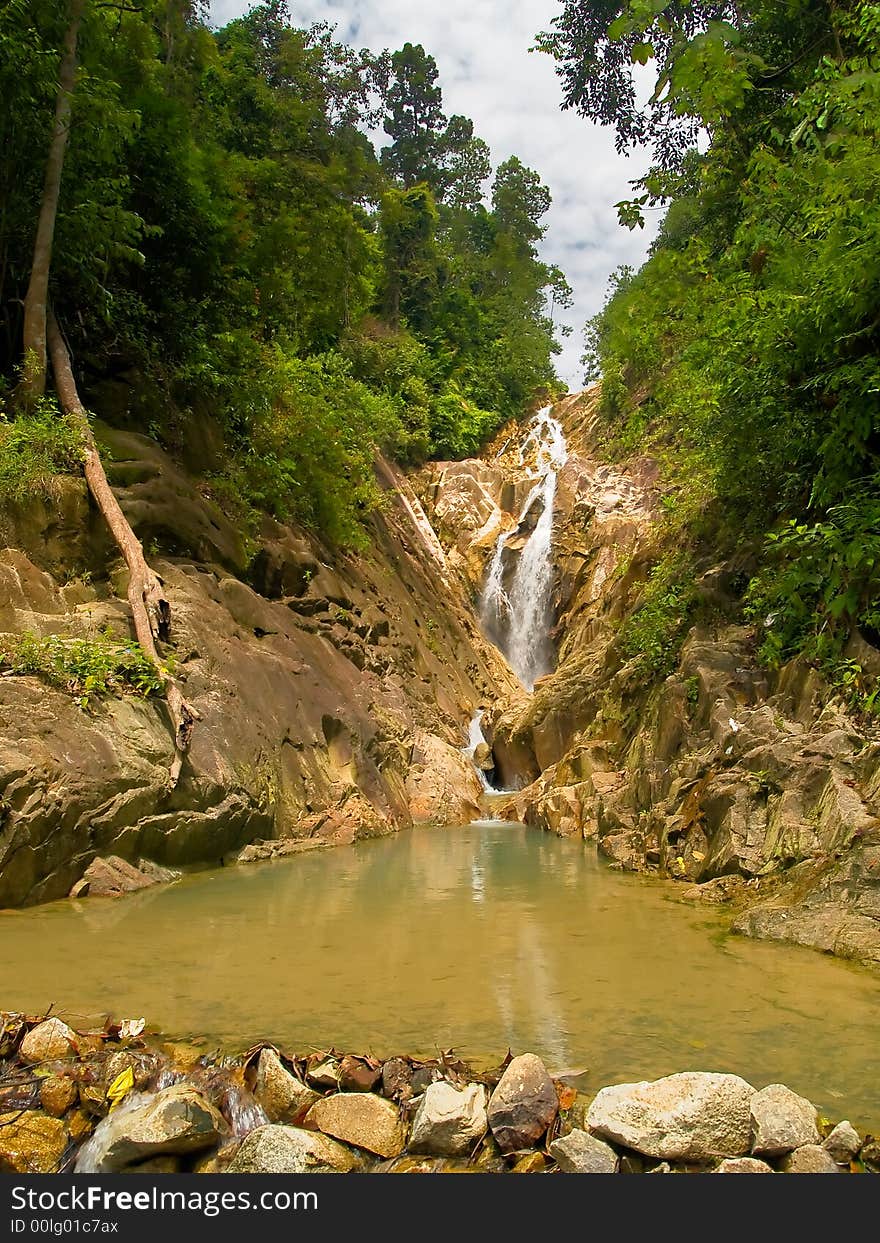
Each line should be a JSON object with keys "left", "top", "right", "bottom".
{"left": 409, "top": 1081, "right": 487, "bottom": 1156}
{"left": 586, "top": 1072, "right": 755, "bottom": 1161}
{"left": 750, "top": 1084, "right": 819, "bottom": 1156}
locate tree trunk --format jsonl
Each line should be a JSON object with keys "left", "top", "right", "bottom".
{"left": 47, "top": 310, "right": 198, "bottom": 784}
{"left": 18, "top": 0, "right": 85, "bottom": 407}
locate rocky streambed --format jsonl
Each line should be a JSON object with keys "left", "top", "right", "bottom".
{"left": 0, "top": 1013, "right": 873, "bottom": 1175}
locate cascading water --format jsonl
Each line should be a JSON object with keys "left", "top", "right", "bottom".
{"left": 479, "top": 407, "right": 567, "bottom": 690}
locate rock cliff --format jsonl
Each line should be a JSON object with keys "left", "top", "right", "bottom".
{"left": 419, "top": 390, "right": 880, "bottom": 967}
{"left": 0, "top": 423, "right": 516, "bottom": 906}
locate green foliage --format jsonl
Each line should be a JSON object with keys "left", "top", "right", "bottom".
{"left": 0, "top": 397, "right": 85, "bottom": 499}
{"left": 1, "top": 1, "right": 568, "bottom": 547}
{"left": 746, "top": 500, "right": 880, "bottom": 674}
{"left": 0, "top": 629, "right": 165, "bottom": 709}
{"left": 619, "top": 554, "right": 697, "bottom": 678}
{"left": 557, "top": 0, "right": 880, "bottom": 703}
{"left": 220, "top": 348, "right": 402, "bottom": 548}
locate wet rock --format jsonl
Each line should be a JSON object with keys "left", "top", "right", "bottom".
{"left": 487, "top": 1054, "right": 558, "bottom": 1153}
{"left": 512, "top": 1152, "right": 548, "bottom": 1173}
{"left": 586, "top": 1072, "right": 755, "bottom": 1161}
{"left": 409, "top": 1082, "right": 488, "bottom": 1156}
{"left": 381, "top": 1058, "right": 412, "bottom": 1101}
{"left": 0, "top": 1111, "right": 67, "bottom": 1173}
{"left": 859, "top": 1138, "right": 880, "bottom": 1171}
{"left": 338, "top": 1055, "right": 381, "bottom": 1093}
{"left": 253, "top": 1048, "right": 319, "bottom": 1124}
{"left": 20, "top": 1017, "right": 77, "bottom": 1064}
{"left": 749, "top": 1083, "right": 819, "bottom": 1156}
{"left": 122, "top": 1156, "right": 181, "bottom": 1174}
{"left": 549, "top": 1128, "right": 619, "bottom": 1173}
{"left": 74, "top": 1084, "right": 225, "bottom": 1172}
{"left": 715, "top": 1157, "right": 774, "bottom": 1174}
{"left": 823, "top": 1120, "right": 861, "bottom": 1164}
{"left": 306, "top": 1093, "right": 405, "bottom": 1159}
{"left": 105, "top": 1050, "right": 163, "bottom": 1092}
{"left": 226, "top": 1125, "right": 355, "bottom": 1174}
{"left": 39, "top": 1075, "right": 78, "bottom": 1117}
{"left": 780, "top": 1144, "right": 840, "bottom": 1173}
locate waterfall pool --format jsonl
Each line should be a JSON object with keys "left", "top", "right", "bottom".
{"left": 2, "top": 821, "right": 879, "bottom": 1129}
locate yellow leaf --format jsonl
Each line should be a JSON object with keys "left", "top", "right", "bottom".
{"left": 107, "top": 1066, "right": 134, "bottom": 1110}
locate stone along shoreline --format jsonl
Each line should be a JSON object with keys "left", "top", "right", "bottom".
{"left": 0, "top": 1014, "right": 873, "bottom": 1174}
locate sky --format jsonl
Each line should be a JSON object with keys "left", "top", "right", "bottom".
{"left": 209, "top": 0, "right": 659, "bottom": 386}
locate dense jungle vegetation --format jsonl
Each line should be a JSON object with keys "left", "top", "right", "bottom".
{"left": 541, "top": 0, "right": 880, "bottom": 701}
{"left": 0, "top": 0, "right": 570, "bottom": 546}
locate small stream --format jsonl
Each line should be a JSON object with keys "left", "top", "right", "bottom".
{"left": 2, "top": 822, "right": 879, "bottom": 1129}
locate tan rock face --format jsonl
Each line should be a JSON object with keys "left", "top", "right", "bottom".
{"left": 405, "top": 730, "right": 483, "bottom": 824}
{"left": 0, "top": 1111, "right": 67, "bottom": 1173}
{"left": 20, "top": 1018, "right": 78, "bottom": 1065}
{"left": 306, "top": 1093, "right": 405, "bottom": 1159}
{"left": 252, "top": 1048, "right": 319, "bottom": 1124}
{"left": 0, "top": 420, "right": 516, "bottom": 908}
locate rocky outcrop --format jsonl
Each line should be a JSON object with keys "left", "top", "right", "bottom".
{"left": 0, "top": 423, "right": 516, "bottom": 907}
{"left": 419, "top": 389, "right": 880, "bottom": 969}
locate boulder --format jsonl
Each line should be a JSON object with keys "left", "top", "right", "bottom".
{"left": 749, "top": 1084, "right": 819, "bottom": 1156}
{"left": 715, "top": 1157, "right": 774, "bottom": 1174}
{"left": 549, "top": 1129, "right": 618, "bottom": 1173}
{"left": 487, "top": 1054, "right": 558, "bottom": 1153}
{"left": 409, "top": 1082, "right": 487, "bottom": 1156}
{"left": 780, "top": 1144, "right": 840, "bottom": 1173}
{"left": 0, "top": 1111, "right": 67, "bottom": 1173}
{"left": 405, "top": 731, "right": 482, "bottom": 823}
{"left": 586, "top": 1072, "right": 755, "bottom": 1162}
{"left": 822, "top": 1120, "right": 861, "bottom": 1164}
{"left": 252, "top": 1048, "right": 319, "bottom": 1124}
{"left": 306, "top": 1093, "right": 405, "bottom": 1159}
{"left": 70, "top": 855, "right": 158, "bottom": 898}
{"left": 20, "top": 1018, "right": 77, "bottom": 1064}
{"left": 226, "top": 1125, "right": 355, "bottom": 1174}
{"left": 74, "top": 1084, "right": 225, "bottom": 1173}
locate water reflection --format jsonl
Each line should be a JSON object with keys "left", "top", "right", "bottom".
{"left": 1, "top": 822, "right": 879, "bottom": 1127}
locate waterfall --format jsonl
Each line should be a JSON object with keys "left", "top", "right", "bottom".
{"left": 479, "top": 407, "right": 567, "bottom": 690}
{"left": 463, "top": 709, "right": 492, "bottom": 791}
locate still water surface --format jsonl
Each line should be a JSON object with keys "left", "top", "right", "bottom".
{"left": 2, "top": 822, "right": 878, "bottom": 1127}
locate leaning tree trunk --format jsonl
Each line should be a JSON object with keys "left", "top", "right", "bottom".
{"left": 17, "top": 0, "right": 85, "bottom": 407}
{"left": 47, "top": 310, "right": 198, "bottom": 783}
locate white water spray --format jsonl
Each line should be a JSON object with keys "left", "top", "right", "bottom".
{"left": 479, "top": 407, "right": 567, "bottom": 689}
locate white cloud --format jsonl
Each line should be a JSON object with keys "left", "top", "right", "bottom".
{"left": 209, "top": 0, "right": 658, "bottom": 385}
